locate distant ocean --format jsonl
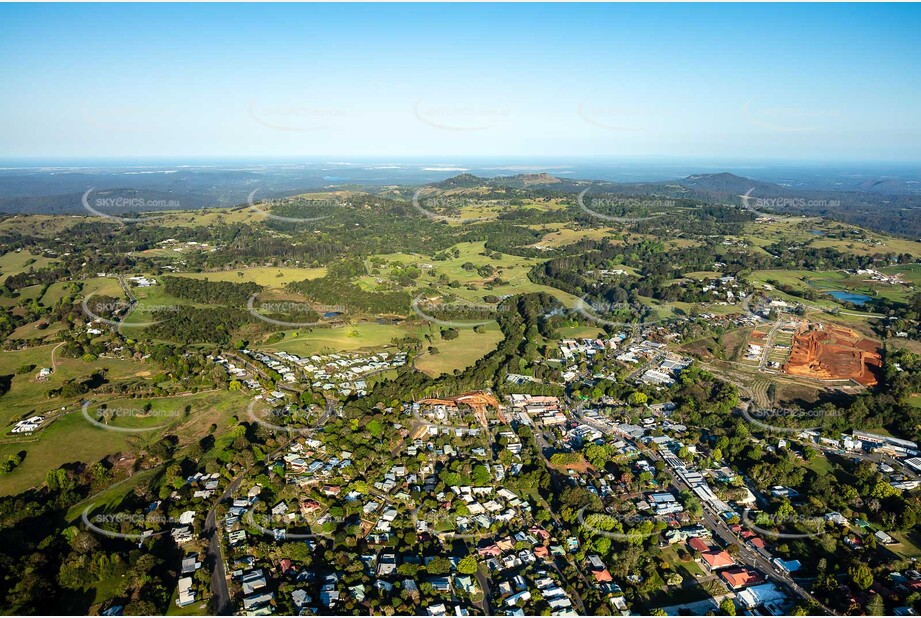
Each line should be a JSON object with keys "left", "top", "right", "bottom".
{"left": 0, "top": 157, "right": 919, "bottom": 205}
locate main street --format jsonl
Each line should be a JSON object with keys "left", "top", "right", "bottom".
{"left": 570, "top": 400, "right": 831, "bottom": 613}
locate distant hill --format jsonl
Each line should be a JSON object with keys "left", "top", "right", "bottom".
{"left": 432, "top": 173, "right": 485, "bottom": 189}
{"left": 679, "top": 172, "right": 784, "bottom": 197}
{"left": 434, "top": 172, "right": 565, "bottom": 190}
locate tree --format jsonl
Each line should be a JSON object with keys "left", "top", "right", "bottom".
{"left": 457, "top": 555, "right": 478, "bottom": 575}
{"left": 719, "top": 598, "right": 736, "bottom": 616}
{"left": 866, "top": 594, "right": 885, "bottom": 616}
{"left": 425, "top": 556, "right": 452, "bottom": 575}
{"left": 849, "top": 561, "right": 874, "bottom": 590}
{"left": 627, "top": 391, "right": 648, "bottom": 405}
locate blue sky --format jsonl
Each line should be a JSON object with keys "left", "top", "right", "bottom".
{"left": 1, "top": 3, "right": 920, "bottom": 162}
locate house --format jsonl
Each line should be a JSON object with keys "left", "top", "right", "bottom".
{"left": 772, "top": 557, "right": 802, "bottom": 573}
{"left": 171, "top": 526, "right": 194, "bottom": 544}
{"left": 278, "top": 559, "right": 295, "bottom": 575}
{"left": 291, "top": 589, "right": 312, "bottom": 609}
{"left": 454, "top": 575, "right": 477, "bottom": 594}
{"left": 688, "top": 537, "right": 711, "bottom": 553}
{"left": 876, "top": 530, "right": 896, "bottom": 545}
{"left": 176, "top": 577, "right": 195, "bottom": 607}
{"left": 403, "top": 579, "right": 419, "bottom": 600}
{"left": 11, "top": 416, "right": 44, "bottom": 434}
{"left": 701, "top": 550, "right": 735, "bottom": 572}
{"left": 427, "top": 577, "right": 452, "bottom": 593}
{"left": 721, "top": 567, "right": 765, "bottom": 590}
{"left": 505, "top": 590, "right": 531, "bottom": 607}
{"left": 592, "top": 569, "right": 613, "bottom": 583}
{"left": 737, "top": 583, "right": 788, "bottom": 610}
{"left": 181, "top": 554, "right": 202, "bottom": 574}
{"left": 242, "top": 569, "right": 268, "bottom": 594}
{"left": 242, "top": 591, "right": 275, "bottom": 613}
{"left": 271, "top": 501, "right": 289, "bottom": 517}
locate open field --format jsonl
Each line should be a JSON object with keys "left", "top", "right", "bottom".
{"left": 880, "top": 263, "right": 921, "bottom": 285}
{"left": 748, "top": 269, "right": 912, "bottom": 312}
{"left": 361, "top": 241, "right": 580, "bottom": 306}
{"left": 17, "top": 284, "right": 44, "bottom": 301}
{"left": 557, "top": 325, "right": 607, "bottom": 339}
{"left": 810, "top": 235, "right": 921, "bottom": 258}
{"left": 0, "top": 249, "right": 58, "bottom": 278}
{"left": 171, "top": 266, "right": 327, "bottom": 287}
{"left": 121, "top": 283, "right": 196, "bottom": 328}
{"left": 0, "top": 214, "right": 87, "bottom": 237}
{"left": 0, "top": 389, "right": 245, "bottom": 496}
{"left": 739, "top": 217, "right": 921, "bottom": 258}
{"left": 528, "top": 225, "right": 617, "bottom": 249}
{"left": 41, "top": 277, "right": 125, "bottom": 307}
{"left": 261, "top": 322, "right": 426, "bottom": 355}
{"left": 0, "top": 344, "right": 147, "bottom": 428}
{"left": 414, "top": 322, "right": 504, "bottom": 376}
{"left": 0, "top": 412, "right": 132, "bottom": 496}
{"left": 9, "top": 318, "right": 67, "bottom": 341}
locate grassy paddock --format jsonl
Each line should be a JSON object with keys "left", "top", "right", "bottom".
{"left": 415, "top": 322, "right": 505, "bottom": 376}
{"left": 171, "top": 267, "right": 327, "bottom": 287}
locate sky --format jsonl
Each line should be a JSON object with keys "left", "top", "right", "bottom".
{"left": 1, "top": 3, "right": 920, "bottom": 163}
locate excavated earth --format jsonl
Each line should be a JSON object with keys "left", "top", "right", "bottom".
{"left": 783, "top": 324, "right": 882, "bottom": 386}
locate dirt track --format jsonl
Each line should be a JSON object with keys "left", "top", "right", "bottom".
{"left": 783, "top": 324, "right": 882, "bottom": 386}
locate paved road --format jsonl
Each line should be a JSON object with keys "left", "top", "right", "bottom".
{"left": 650, "top": 449, "right": 832, "bottom": 614}
{"left": 574, "top": 405, "right": 830, "bottom": 613}
{"left": 758, "top": 318, "right": 785, "bottom": 371}
{"left": 205, "top": 436, "right": 302, "bottom": 614}
{"left": 205, "top": 475, "right": 244, "bottom": 615}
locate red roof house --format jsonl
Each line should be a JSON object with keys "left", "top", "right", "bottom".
{"left": 688, "top": 537, "right": 711, "bottom": 553}
{"left": 720, "top": 567, "right": 765, "bottom": 589}
{"left": 701, "top": 550, "right": 736, "bottom": 571}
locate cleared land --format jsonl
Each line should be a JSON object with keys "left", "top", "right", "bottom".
{"left": 414, "top": 322, "right": 505, "bottom": 376}
{"left": 262, "top": 322, "right": 425, "bottom": 355}
{"left": 783, "top": 323, "right": 882, "bottom": 386}
{"left": 0, "top": 389, "right": 245, "bottom": 496}
{"left": 171, "top": 266, "right": 327, "bottom": 286}
{"left": 0, "top": 250, "right": 58, "bottom": 278}
{"left": 361, "top": 241, "right": 580, "bottom": 306}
